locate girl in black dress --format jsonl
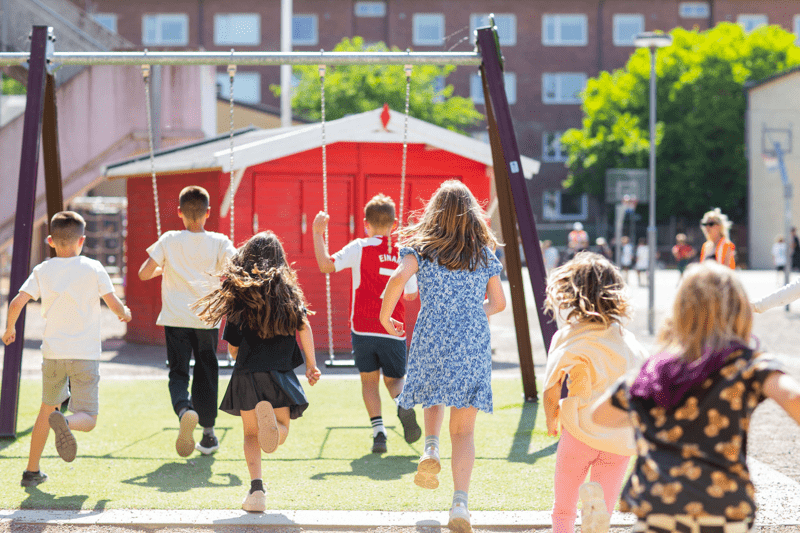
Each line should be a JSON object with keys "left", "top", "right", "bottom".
{"left": 195, "top": 231, "right": 320, "bottom": 513}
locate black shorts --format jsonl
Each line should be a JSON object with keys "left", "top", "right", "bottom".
{"left": 351, "top": 332, "right": 407, "bottom": 378}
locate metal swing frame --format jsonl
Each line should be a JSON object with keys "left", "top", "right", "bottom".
{"left": 0, "top": 22, "right": 555, "bottom": 438}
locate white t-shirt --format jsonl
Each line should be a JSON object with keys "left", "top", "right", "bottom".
{"left": 19, "top": 256, "right": 115, "bottom": 360}
{"left": 635, "top": 244, "right": 649, "bottom": 270}
{"left": 773, "top": 242, "right": 788, "bottom": 268}
{"left": 147, "top": 230, "right": 236, "bottom": 329}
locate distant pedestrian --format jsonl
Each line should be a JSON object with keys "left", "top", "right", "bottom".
{"left": 567, "top": 222, "right": 589, "bottom": 260}
{"left": 635, "top": 238, "right": 649, "bottom": 286}
{"left": 791, "top": 227, "right": 800, "bottom": 272}
{"left": 671, "top": 233, "right": 695, "bottom": 278}
{"left": 699, "top": 208, "right": 735, "bottom": 269}
{"left": 595, "top": 237, "right": 613, "bottom": 261}
{"left": 542, "top": 240, "right": 560, "bottom": 275}
{"left": 772, "top": 235, "right": 788, "bottom": 284}
{"left": 620, "top": 236, "right": 634, "bottom": 282}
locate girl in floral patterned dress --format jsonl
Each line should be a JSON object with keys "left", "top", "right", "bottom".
{"left": 592, "top": 261, "right": 800, "bottom": 532}
{"left": 379, "top": 180, "right": 506, "bottom": 533}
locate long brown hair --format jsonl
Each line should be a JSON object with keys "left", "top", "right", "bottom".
{"left": 193, "top": 231, "right": 309, "bottom": 338}
{"left": 398, "top": 180, "right": 499, "bottom": 271}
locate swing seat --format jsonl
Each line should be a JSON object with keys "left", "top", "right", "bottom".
{"left": 164, "top": 356, "right": 236, "bottom": 369}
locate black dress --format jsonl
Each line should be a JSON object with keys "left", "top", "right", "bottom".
{"left": 219, "top": 321, "right": 309, "bottom": 419}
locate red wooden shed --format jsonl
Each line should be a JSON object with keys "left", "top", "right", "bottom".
{"left": 105, "top": 107, "right": 540, "bottom": 353}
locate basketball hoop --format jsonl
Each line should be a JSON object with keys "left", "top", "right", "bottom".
{"left": 622, "top": 194, "right": 638, "bottom": 213}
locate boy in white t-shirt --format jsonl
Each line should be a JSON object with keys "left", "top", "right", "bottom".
{"left": 313, "top": 194, "right": 421, "bottom": 454}
{"left": 139, "top": 186, "right": 236, "bottom": 457}
{"left": 3, "top": 211, "right": 131, "bottom": 487}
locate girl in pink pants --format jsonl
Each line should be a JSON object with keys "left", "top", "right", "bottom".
{"left": 542, "top": 252, "right": 648, "bottom": 533}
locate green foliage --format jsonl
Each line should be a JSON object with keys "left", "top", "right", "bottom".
{"left": 2, "top": 74, "right": 25, "bottom": 95}
{"left": 561, "top": 23, "right": 800, "bottom": 222}
{"left": 271, "top": 37, "right": 482, "bottom": 134}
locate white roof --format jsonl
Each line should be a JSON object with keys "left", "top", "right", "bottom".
{"left": 103, "top": 107, "right": 540, "bottom": 179}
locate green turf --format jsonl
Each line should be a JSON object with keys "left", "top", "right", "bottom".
{"left": 0, "top": 377, "right": 557, "bottom": 511}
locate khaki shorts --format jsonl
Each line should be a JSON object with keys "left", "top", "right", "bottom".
{"left": 41, "top": 359, "right": 100, "bottom": 416}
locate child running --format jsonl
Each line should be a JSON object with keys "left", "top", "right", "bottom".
{"left": 3, "top": 211, "right": 131, "bottom": 486}
{"left": 380, "top": 180, "right": 506, "bottom": 533}
{"left": 313, "top": 194, "right": 420, "bottom": 454}
{"left": 139, "top": 185, "right": 236, "bottom": 457}
{"left": 194, "top": 231, "right": 320, "bottom": 512}
{"left": 542, "top": 251, "right": 648, "bottom": 533}
{"left": 592, "top": 261, "right": 800, "bottom": 532}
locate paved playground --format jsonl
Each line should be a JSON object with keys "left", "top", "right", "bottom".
{"left": 3, "top": 268, "right": 800, "bottom": 531}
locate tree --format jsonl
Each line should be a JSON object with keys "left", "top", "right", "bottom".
{"left": 2, "top": 74, "right": 25, "bottom": 95}
{"left": 271, "top": 37, "right": 482, "bottom": 134}
{"left": 561, "top": 23, "right": 800, "bottom": 223}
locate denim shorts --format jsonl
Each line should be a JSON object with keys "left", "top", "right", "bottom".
{"left": 351, "top": 332, "right": 407, "bottom": 378}
{"left": 41, "top": 359, "right": 100, "bottom": 415}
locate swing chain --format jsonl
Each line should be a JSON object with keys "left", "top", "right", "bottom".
{"left": 228, "top": 50, "right": 237, "bottom": 243}
{"left": 399, "top": 62, "right": 412, "bottom": 230}
{"left": 142, "top": 50, "right": 161, "bottom": 237}
{"left": 319, "top": 61, "right": 334, "bottom": 360}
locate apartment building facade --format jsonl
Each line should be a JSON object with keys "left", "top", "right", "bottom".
{"left": 75, "top": 0, "right": 800, "bottom": 242}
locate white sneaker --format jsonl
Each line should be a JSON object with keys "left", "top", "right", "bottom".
{"left": 175, "top": 410, "right": 198, "bottom": 458}
{"left": 242, "top": 489, "right": 266, "bottom": 512}
{"left": 448, "top": 502, "right": 472, "bottom": 533}
{"left": 579, "top": 482, "right": 610, "bottom": 533}
{"left": 414, "top": 445, "right": 441, "bottom": 489}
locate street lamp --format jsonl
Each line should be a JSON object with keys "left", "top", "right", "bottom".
{"left": 634, "top": 31, "right": 672, "bottom": 336}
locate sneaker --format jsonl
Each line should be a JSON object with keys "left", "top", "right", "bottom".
{"left": 20, "top": 470, "right": 48, "bottom": 487}
{"left": 372, "top": 432, "right": 388, "bottom": 454}
{"left": 196, "top": 433, "right": 220, "bottom": 455}
{"left": 176, "top": 409, "right": 198, "bottom": 457}
{"left": 49, "top": 410, "right": 76, "bottom": 462}
{"left": 242, "top": 489, "right": 267, "bottom": 512}
{"left": 448, "top": 502, "right": 472, "bottom": 533}
{"left": 397, "top": 406, "right": 422, "bottom": 444}
{"left": 579, "top": 481, "right": 610, "bottom": 533}
{"left": 414, "top": 445, "right": 441, "bottom": 489}
{"left": 255, "top": 401, "right": 280, "bottom": 453}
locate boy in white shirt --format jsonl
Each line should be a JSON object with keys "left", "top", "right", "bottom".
{"left": 139, "top": 186, "right": 236, "bottom": 457}
{"left": 3, "top": 211, "right": 132, "bottom": 487}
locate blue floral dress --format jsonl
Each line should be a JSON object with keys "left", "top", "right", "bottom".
{"left": 397, "top": 245, "right": 503, "bottom": 414}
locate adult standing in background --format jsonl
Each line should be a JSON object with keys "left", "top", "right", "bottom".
{"left": 541, "top": 240, "right": 560, "bottom": 274}
{"left": 791, "top": 227, "right": 800, "bottom": 272}
{"left": 699, "top": 208, "right": 735, "bottom": 269}
{"left": 567, "top": 222, "right": 589, "bottom": 260}
{"left": 671, "top": 233, "right": 695, "bottom": 278}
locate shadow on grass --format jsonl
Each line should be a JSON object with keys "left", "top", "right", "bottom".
{"left": 310, "top": 453, "right": 418, "bottom": 481}
{"left": 19, "top": 488, "right": 107, "bottom": 511}
{"left": 508, "top": 401, "right": 558, "bottom": 464}
{"left": 0, "top": 426, "right": 33, "bottom": 453}
{"left": 121, "top": 455, "right": 241, "bottom": 492}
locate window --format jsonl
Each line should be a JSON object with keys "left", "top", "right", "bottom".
{"left": 470, "top": 14, "right": 517, "bottom": 46}
{"left": 214, "top": 14, "right": 260, "bottom": 45}
{"left": 738, "top": 14, "right": 768, "bottom": 32}
{"left": 142, "top": 14, "right": 189, "bottom": 46}
{"left": 470, "top": 72, "right": 516, "bottom": 105}
{"left": 542, "top": 14, "right": 587, "bottom": 46}
{"left": 794, "top": 15, "right": 800, "bottom": 44}
{"left": 543, "top": 190, "right": 588, "bottom": 220}
{"left": 92, "top": 13, "right": 118, "bottom": 33}
{"left": 542, "top": 73, "right": 587, "bottom": 104}
{"left": 293, "top": 14, "right": 318, "bottom": 46}
{"left": 613, "top": 14, "right": 644, "bottom": 46}
{"left": 679, "top": 2, "right": 710, "bottom": 19}
{"left": 413, "top": 14, "right": 444, "bottom": 46}
{"left": 216, "top": 71, "right": 261, "bottom": 104}
{"left": 354, "top": 2, "right": 386, "bottom": 17}
{"left": 542, "top": 132, "right": 568, "bottom": 163}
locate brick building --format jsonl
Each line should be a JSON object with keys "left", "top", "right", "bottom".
{"left": 76, "top": 0, "right": 800, "bottom": 243}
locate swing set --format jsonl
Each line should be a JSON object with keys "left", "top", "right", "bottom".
{"left": 0, "top": 21, "right": 557, "bottom": 438}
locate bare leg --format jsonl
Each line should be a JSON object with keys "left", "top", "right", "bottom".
{"left": 274, "top": 406, "right": 290, "bottom": 445}
{"left": 26, "top": 403, "right": 58, "bottom": 472}
{"left": 240, "top": 409, "right": 262, "bottom": 481}
{"left": 424, "top": 404, "right": 445, "bottom": 438}
{"left": 360, "top": 371, "right": 382, "bottom": 418}
{"left": 65, "top": 412, "right": 97, "bottom": 432}
{"left": 449, "top": 406, "right": 478, "bottom": 493}
{"left": 383, "top": 376, "right": 404, "bottom": 399}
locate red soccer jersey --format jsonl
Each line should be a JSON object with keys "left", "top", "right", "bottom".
{"left": 332, "top": 235, "right": 418, "bottom": 338}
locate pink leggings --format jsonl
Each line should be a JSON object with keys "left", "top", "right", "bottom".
{"left": 552, "top": 429, "right": 631, "bottom": 533}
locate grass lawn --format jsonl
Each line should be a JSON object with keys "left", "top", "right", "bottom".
{"left": 0, "top": 377, "right": 558, "bottom": 511}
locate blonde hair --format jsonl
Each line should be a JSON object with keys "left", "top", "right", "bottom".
{"left": 364, "top": 194, "right": 396, "bottom": 229}
{"left": 544, "top": 251, "right": 630, "bottom": 327}
{"left": 700, "top": 208, "right": 731, "bottom": 240}
{"left": 659, "top": 261, "right": 752, "bottom": 363}
{"left": 399, "top": 180, "right": 499, "bottom": 271}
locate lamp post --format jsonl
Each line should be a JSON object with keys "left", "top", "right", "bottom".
{"left": 634, "top": 31, "right": 672, "bottom": 336}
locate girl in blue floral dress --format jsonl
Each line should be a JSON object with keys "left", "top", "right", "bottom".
{"left": 380, "top": 180, "right": 506, "bottom": 533}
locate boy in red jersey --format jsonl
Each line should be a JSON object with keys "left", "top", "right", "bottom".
{"left": 313, "top": 194, "right": 420, "bottom": 453}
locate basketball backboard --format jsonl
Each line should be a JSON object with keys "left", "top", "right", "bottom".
{"left": 762, "top": 125, "right": 792, "bottom": 156}
{"left": 605, "top": 168, "right": 649, "bottom": 204}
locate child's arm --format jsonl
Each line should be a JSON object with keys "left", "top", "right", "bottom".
{"left": 2, "top": 292, "right": 32, "bottom": 345}
{"left": 298, "top": 318, "right": 320, "bottom": 385}
{"left": 312, "top": 212, "right": 336, "bottom": 274}
{"left": 138, "top": 257, "right": 162, "bottom": 281}
{"left": 101, "top": 292, "right": 132, "bottom": 322}
{"left": 227, "top": 344, "right": 239, "bottom": 360}
{"left": 543, "top": 384, "right": 561, "bottom": 437}
{"left": 752, "top": 277, "right": 800, "bottom": 313}
{"left": 483, "top": 275, "right": 506, "bottom": 317}
{"left": 764, "top": 371, "right": 800, "bottom": 425}
{"left": 380, "top": 254, "right": 418, "bottom": 336}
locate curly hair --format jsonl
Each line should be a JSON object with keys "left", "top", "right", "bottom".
{"left": 544, "top": 251, "right": 630, "bottom": 327}
{"left": 193, "top": 231, "right": 310, "bottom": 338}
{"left": 398, "top": 180, "right": 499, "bottom": 272}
